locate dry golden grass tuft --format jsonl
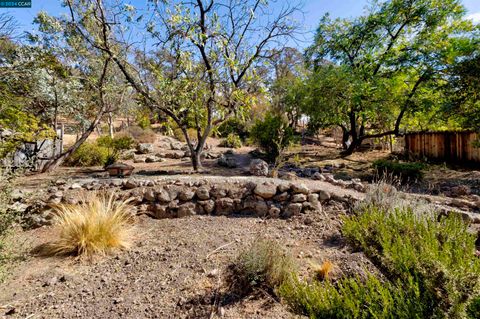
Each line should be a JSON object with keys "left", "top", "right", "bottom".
{"left": 41, "top": 192, "right": 135, "bottom": 257}
{"left": 310, "top": 260, "right": 334, "bottom": 281}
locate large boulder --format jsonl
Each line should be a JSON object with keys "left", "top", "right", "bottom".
{"left": 218, "top": 154, "right": 238, "bottom": 168}
{"left": 137, "top": 143, "right": 154, "bottom": 154}
{"left": 249, "top": 159, "right": 269, "bottom": 176}
{"left": 163, "top": 150, "right": 185, "bottom": 159}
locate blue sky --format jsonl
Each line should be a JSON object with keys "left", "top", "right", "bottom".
{"left": 4, "top": 0, "right": 480, "bottom": 48}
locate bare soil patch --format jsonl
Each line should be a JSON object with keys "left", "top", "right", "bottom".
{"left": 0, "top": 210, "right": 374, "bottom": 318}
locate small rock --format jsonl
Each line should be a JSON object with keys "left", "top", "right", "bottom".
{"left": 124, "top": 180, "right": 138, "bottom": 189}
{"left": 199, "top": 200, "right": 215, "bottom": 214}
{"left": 70, "top": 183, "right": 82, "bottom": 190}
{"left": 215, "top": 198, "right": 235, "bottom": 215}
{"left": 249, "top": 159, "right": 269, "bottom": 176}
{"left": 312, "top": 172, "right": 325, "bottom": 181}
{"left": 144, "top": 190, "right": 156, "bottom": 202}
{"left": 137, "top": 143, "right": 154, "bottom": 154}
{"left": 133, "top": 156, "right": 146, "bottom": 163}
{"left": 254, "top": 183, "right": 277, "bottom": 199}
{"left": 156, "top": 188, "right": 171, "bottom": 202}
{"left": 291, "top": 194, "right": 307, "bottom": 203}
{"left": 279, "top": 172, "right": 298, "bottom": 180}
{"left": 291, "top": 183, "right": 309, "bottom": 194}
{"left": 178, "top": 189, "right": 195, "bottom": 201}
{"left": 196, "top": 187, "right": 210, "bottom": 200}
{"left": 283, "top": 203, "right": 303, "bottom": 217}
{"left": 177, "top": 203, "right": 197, "bottom": 217}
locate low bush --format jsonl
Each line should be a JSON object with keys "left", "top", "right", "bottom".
{"left": 249, "top": 112, "right": 295, "bottom": 162}
{"left": 373, "top": 159, "right": 425, "bottom": 182}
{"left": 219, "top": 133, "right": 242, "bottom": 149}
{"left": 280, "top": 274, "right": 427, "bottom": 319}
{"left": 216, "top": 118, "right": 248, "bottom": 140}
{"left": 42, "top": 193, "right": 135, "bottom": 257}
{"left": 342, "top": 207, "right": 480, "bottom": 318}
{"left": 0, "top": 170, "right": 16, "bottom": 278}
{"left": 97, "top": 134, "right": 135, "bottom": 151}
{"left": 173, "top": 127, "right": 197, "bottom": 143}
{"left": 468, "top": 296, "right": 480, "bottom": 318}
{"left": 126, "top": 126, "right": 157, "bottom": 144}
{"left": 355, "top": 181, "right": 432, "bottom": 215}
{"left": 97, "top": 134, "right": 136, "bottom": 167}
{"left": 65, "top": 142, "right": 109, "bottom": 167}
{"left": 230, "top": 238, "right": 295, "bottom": 294}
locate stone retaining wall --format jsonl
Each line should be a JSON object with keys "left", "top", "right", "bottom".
{"left": 23, "top": 178, "right": 354, "bottom": 228}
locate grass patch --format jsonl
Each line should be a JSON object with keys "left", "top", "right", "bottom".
{"left": 373, "top": 159, "right": 426, "bottom": 182}
{"left": 230, "top": 238, "right": 295, "bottom": 295}
{"left": 40, "top": 193, "right": 135, "bottom": 257}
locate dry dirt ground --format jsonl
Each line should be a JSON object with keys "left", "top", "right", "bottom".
{"left": 0, "top": 210, "right": 374, "bottom": 318}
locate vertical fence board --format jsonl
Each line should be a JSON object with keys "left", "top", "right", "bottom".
{"left": 405, "top": 131, "right": 479, "bottom": 163}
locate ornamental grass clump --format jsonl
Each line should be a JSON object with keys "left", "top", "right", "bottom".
{"left": 43, "top": 193, "right": 135, "bottom": 257}
{"left": 230, "top": 238, "right": 295, "bottom": 295}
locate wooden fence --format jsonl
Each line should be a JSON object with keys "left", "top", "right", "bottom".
{"left": 405, "top": 131, "right": 480, "bottom": 163}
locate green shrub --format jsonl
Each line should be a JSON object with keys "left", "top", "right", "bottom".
{"left": 249, "top": 112, "right": 295, "bottom": 162}
{"left": 0, "top": 171, "right": 15, "bottom": 278}
{"left": 172, "top": 127, "right": 197, "bottom": 143}
{"left": 65, "top": 142, "right": 109, "bottom": 167}
{"left": 219, "top": 133, "right": 242, "bottom": 149}
{"left": 230, "top": 238, "right": 295, "bottom": 294}
{"left": 97, "top": 134, "right": 135, "bottom": 151}
{"left": 342, "top": 207, "right": 480, "bottom": 318}
{"left": 468, "top": 296, "right": 480, "bottom": 318}
{"left": 126, "top": 126, "right": 157, "bottom": 144}
{"left": 217, "top": 118, "right": 248, "bottom": 140}
{"left": 373, "top": 160, "right": 425, "bottom": 182}
{"left": 280, "top": 274, "right": 427, "bottom": 319}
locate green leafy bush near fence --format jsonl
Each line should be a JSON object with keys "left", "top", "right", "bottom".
{"left": 373, "top": 160, "right": 426, "bottom": 182}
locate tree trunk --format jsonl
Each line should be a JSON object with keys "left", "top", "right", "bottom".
{"left": 41, "top": 110, "right": 105, "bottom": 172}
{"left": 342, "top": 135, "right": 363, "bottom": 155}
{"left": 190, "top": 151, "right": 202, "bottom": 171}
{"left": 341, "top": 126, "right": 350, "bottom": 150}
{"left": 108, "top": 112, "right": 114, "bottom": 138}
